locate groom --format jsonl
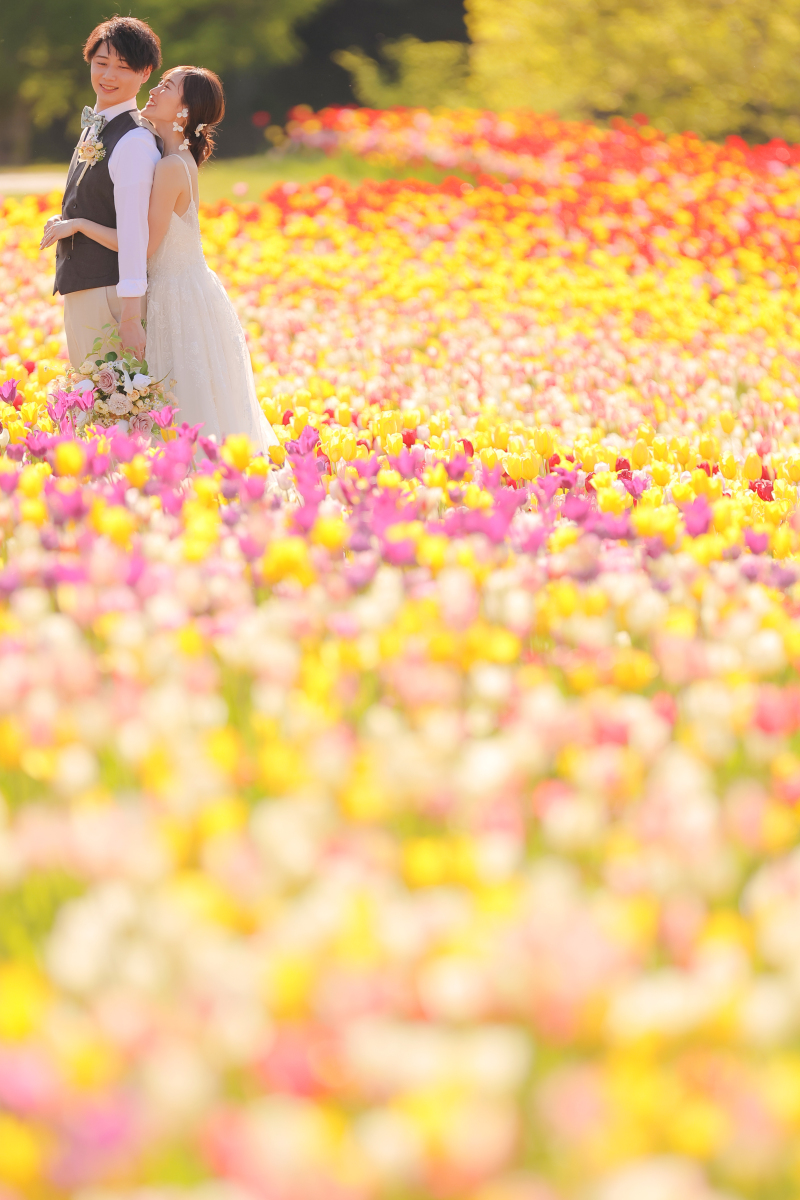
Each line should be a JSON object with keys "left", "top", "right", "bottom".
{"left": 51, "top": 17, "right": 162, "bottom": 367}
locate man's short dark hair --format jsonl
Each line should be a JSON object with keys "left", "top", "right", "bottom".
{"left": 83, "top": 16, "right": 162, "bottom": 72}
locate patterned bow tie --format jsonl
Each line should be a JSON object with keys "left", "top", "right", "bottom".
{"left": 80, "top": 107, "right": 107, "bottom": 135}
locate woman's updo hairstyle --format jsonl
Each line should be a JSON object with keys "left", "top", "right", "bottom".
{"left": 168, "top": 66, "right": 224, "bottom": 165}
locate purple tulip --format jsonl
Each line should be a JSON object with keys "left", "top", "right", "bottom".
{"left": 241, "top": 475, "right": 266, "bottom": 502}
{"left": 0, "top": 379, "right": 20, "bottom": 408}
{"left": 562, "top": 495, "right": 591, "bottom": 523}
{"left": 199, "top": 435, "right": 219, "bottom": 461}
{"left": 534, "top": 475, "right": 561, "bottom": 505}
{"left": 152, "top": 405, "right": 175, "bottom": 428}
{"left": 383, "top": 537, "right": 416, "bottom": 565}
{"left": 745, "top": 528, "right": 769, "bottom": 555}
{"left": 682, "top": 496, "right": 712, "bottom": 537}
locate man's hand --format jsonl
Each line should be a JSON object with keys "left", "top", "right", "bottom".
{"left": 118, "top": 297, "right": 146, "bottom": 361}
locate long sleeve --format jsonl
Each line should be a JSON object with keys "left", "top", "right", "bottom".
{"left": 108, "top": 127, "right": 161, "bottom": 298}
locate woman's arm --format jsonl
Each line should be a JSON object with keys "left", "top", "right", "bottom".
{"left": 146, "top": 158, "right": 188, "bottom": 259}
{"left": 40, "top": 217, "right": 118, "bottom": 252}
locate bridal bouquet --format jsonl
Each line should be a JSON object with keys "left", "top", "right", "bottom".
{"left": 61, "top": 329, "right": 175, "bottom": 436}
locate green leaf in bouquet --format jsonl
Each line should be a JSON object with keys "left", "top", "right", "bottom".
{"left": 105, "top": 352, "right": 116, "bottom": 361}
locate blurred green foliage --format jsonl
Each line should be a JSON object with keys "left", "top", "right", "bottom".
{"left": 6, "top": 0, "right": 800, "bottom": 164}
{"left": 334, "top": 37, "right": 472, "bottom": 110}
{"left": 0, "top": 872, "right": 83, "bottom": 963}
{"left": 336, "top": 0, "right": 800, "bottom": 143}
{"left": 467, "top": 0, "right": 800, "bottom": 142}
{"left": 0, "top": 0, "right": 469, "bottom": 163}
{"left": 0, "top": 0, "right": 329, "bottom": 160}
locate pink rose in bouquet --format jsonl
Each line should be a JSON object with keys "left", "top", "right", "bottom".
{"left": 96, "top": 366, "right": 117, "bottom": 392}
{"left": 129, "top": 411, "right": 154, "bottom": 436}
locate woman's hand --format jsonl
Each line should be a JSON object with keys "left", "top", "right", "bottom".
{"left": 40, "top": 218, "right": 81, "bottom": 250}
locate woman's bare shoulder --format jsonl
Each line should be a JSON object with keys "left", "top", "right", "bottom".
{"left": 154, "top": 154, "right": 186, "bottom": 180}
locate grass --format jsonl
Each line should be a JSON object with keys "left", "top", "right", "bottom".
{"left": 201, "top": 148, "right": 469, "bottom": 201}
{"left": 0, "top": 150, "right": 469, "bottom": 200}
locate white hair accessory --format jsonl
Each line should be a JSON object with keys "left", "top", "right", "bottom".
{"left": 195, "top": 123, "right": 206, "bottom": 135}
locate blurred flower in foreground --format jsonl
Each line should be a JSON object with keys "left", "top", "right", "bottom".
{"left": 2, "top": 108, "right": 800, "bottom": 1198}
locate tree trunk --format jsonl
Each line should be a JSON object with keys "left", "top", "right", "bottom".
{"left": 0, "top": 99, "right": 33, "bottom": 165}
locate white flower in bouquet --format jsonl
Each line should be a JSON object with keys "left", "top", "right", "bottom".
{"left": 108, "top": 394, "right": 132, "bottom": 417}
{"left": 132, "top": 373, "right": 151, "bottom": 390}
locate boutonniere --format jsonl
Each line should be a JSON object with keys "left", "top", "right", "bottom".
{"left": 75, "top": 130, "right": 106, "bottom": 187}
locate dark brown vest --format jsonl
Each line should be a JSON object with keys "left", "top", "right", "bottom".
{"left": 55, "top": 111, "right": 143, "bottom": 296}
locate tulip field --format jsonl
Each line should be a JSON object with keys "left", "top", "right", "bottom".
{"left": 6, "top": 108, "right": 800, "bottom": 1199}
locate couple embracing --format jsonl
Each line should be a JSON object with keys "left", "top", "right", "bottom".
{"left": 41, "top": 16, "right": 277, "bottom": 452}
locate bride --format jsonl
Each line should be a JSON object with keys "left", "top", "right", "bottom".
{"left": 42, "top": 66, "right": 277, "bottom": 453}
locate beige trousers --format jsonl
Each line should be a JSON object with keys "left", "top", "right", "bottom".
{"left": 63, "top": 285, "right": 146, "bottom": 368}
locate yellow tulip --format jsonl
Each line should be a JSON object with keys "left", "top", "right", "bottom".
{"left": 505, "top": 453, "right": 523, "bottom": 479}
{"left": 54, "top": 440, "right": 85, "bottom": 477}
{"left": 221, "top": 434, "right": 254, "bottom": 472}
{"left": 720, "top": 453, "right": 738, "bottom": 479}
{"left": 743, "top": 451, "right": 763, "bottom": 481}
{"left": 631, "top": 438, "right": 650, "bottom": 468}
{"left": 691, "top": 467, "right": 710, "bottom": 495}
{"left": 533, "top": 428, "right": 554, "bottom": 458}
{"left": 699, "top": 433, "right": 719, "bottom": 461}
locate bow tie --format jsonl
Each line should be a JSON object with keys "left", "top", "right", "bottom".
{"left": 80, "top": 107, "right": 107, "bottom": 135}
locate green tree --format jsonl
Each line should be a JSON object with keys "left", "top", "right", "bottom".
{"left": 333, "top": 0, "right": 800, "bottom": 143}
{"left": 333, "top": 37, "right": 473, "bottom": 109}
{"left": 0, "top": 0, "right": 331, "bottom": 162}
{"left": 464, "top": 0, "right": 800, "bottom": 142}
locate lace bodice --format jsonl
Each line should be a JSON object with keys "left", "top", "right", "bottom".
{"left": 148, "top": 197, "right": 205, "bottom": 281}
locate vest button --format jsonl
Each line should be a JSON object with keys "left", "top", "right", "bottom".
{"left": 66, "top": 254, "right": 71, "bottom": 260}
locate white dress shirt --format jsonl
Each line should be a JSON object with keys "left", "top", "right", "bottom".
{"left": 83, "top": 97, "right": 161, "bottom": 298}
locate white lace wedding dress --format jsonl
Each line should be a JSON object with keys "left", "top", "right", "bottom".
{"left": 145, "top": 155, "right": 277, "bottom": 453}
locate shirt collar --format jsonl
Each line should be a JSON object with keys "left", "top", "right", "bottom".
{"left": 93, "top": 97, "right": 138, "bottom": 124}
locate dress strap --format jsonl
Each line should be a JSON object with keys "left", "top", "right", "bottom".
{"left": 175, "top": 153, "right": 196, "bottom": 205}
